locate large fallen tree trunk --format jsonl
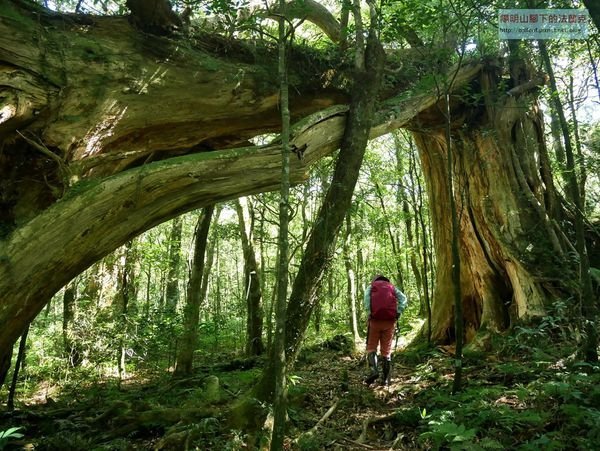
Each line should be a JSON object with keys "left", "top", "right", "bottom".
{"left": 0, "top": 1, "right": 480, "bottom": 384}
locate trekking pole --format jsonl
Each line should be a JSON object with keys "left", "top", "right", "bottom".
{"left": 365, "top": 319, "right": 370, "bottom": 351}
{"left": 393, "top": 320, "right": 400, "bottom": 352}
{"left": 364, "top": 318, "right": 371, "bottom": 368}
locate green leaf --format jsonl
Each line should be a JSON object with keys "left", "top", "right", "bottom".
{"left": 0, "top": 427, "right": 23, "bottom": 439}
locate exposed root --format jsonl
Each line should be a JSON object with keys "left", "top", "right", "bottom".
{"left": 295, "top": 397, "right": 340, "bottom": 444}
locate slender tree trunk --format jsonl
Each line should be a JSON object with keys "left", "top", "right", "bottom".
{"left": 270, "top": 4, "right": 291, "bottom": 446}
{"left": 301, "top": 183, "right": 311, "bottom": 243}
{"left": 443, "top": 92, "right": 463, "bottom": 393}
{"left": 343, "top": 214, "right": 361, "bottom": 344}
{"left": 357, "top": 243, "right": 365, "bottom": 329}
{"left": 409, "top": 138, "right": 432, "bottom": 342}
{"left": 549, "top": 106, "right": 567, "bottom": 171}
{"left": 395, "top": 133, "right": 423, "bottom": 300}
{"left": 313, "top": 293, "right": 322, "bottom": 333}
{"left": 339, "top": 0, "right": 350, "bottom": 51}
{"left": 567, "top": 74, "right": 587, "bottom": 202}
{"left": 144, "top": 267, "right": 152, "bottom": 319}
{"left": 0, "top": 349, "right": 12, "bottom": 389}
{"left": 267, "top": 277, "right": 277, "bottom": 350}
{"left": 200, "top": 206, "right": 220, "bottom": 324}
{"left": 254, "top": 8, "right": 385, "bottom": 404}
{"left": 235, "top": 198, "right": 265, "bottom": 356}
{"left": 164, "top": 216, "right": 183, "bottom": 315}
{"left": 175, "top": 206, "right": 215, "bottom": 375}
{"left": 63, "top": 280, "right": 82, "bottom": 367}
{"left": 115, "top": 241, "right": 135, "bottom": 381}
{"left": 214, "top": 245, "right": 222, "bottom": 348}
{"left": 7, "top": 325, "right": 29, "bottom": 411}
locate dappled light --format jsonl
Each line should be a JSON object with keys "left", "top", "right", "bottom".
{"left": 83, "top": 101, "right": 128, "bottom": 157}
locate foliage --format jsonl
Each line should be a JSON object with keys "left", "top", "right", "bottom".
{"left": 4, "top": 325, "right": 600, "bottom": 449}
{"left": 498, "top": 299, "right": 576, "bottom": 358}
{"left": 0, "top": 428, "right": 24, "bottom": 451}
{"left": 420, "top": 417, "right": 478, "bottom": 450}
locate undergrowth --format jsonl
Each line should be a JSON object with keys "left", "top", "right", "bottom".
{"left": 1, "top": 317, "right": 599, "bottom": 450}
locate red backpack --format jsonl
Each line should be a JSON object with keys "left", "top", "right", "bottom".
{"left": 370, "top": 280, "right": 398, "bottom": 320}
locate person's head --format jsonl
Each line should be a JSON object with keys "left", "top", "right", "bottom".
{"left": 372, "top": 274, "right": 390, "bottom": 283}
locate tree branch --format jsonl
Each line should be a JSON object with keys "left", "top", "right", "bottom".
{"left": 269, "top": 0, "right": 341, "bottom": 43}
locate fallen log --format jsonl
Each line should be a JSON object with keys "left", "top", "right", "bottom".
{"left": 294, "top": 397, "right": 340, "bottom": 444}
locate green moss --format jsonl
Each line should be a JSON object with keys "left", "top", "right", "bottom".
{"left": 0, "top": 3, "right": 36, "bottom": 32}
{"left": 61, "top": 178, "right": 103, "bottom": 202}
{"left": 81, "top": 45, "right": 107, "bottom": 63}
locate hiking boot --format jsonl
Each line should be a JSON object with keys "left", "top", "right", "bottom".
{"left": 364, "top": 352, "right": 378, "bottom": 385}
{"left": 381, "top": 357, "right": 392, "bottom": 386}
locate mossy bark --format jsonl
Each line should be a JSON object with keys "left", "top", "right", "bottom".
{"left": 174, "top": 206, "right": 214, "bottom": 376}
{"left": 412, "top": 65, "right": 572, "bottom": 347}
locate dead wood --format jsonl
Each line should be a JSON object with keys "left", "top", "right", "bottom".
{"left": 295, "top": 397, "right": 340, "bottom": 444}
{"left": 389, "top": 433, "right": 404, "bottom": 450}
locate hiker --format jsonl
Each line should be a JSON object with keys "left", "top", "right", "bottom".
{"left": 364, "top": 274, "right": 407, "bottom": 386}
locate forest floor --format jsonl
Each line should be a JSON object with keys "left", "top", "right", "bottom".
{"left": 2, "top": 333, "right": 600, "bottom": 450}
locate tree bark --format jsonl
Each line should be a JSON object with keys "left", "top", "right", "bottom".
{"left": 395, "top": 135, "right": 423, "bottom": 302}
{"left": 7, "top": 325, "right": 29, "bottom": 411}
{"left": 409, "top": 138, "right": 432, "bottom": 341}
{"left": 200, "top": 207, "right": 221, "bottom": 324}
{"left": 270, "top": 6, "right": 292, "bottom": 445}
{"left": 235, "top": 198, "right": 265, "bottom": 356}
{"left": 343, "top": 214, "right": 361, "bottom": 344}
{"left": 175, "top": 206, "right": 215, "bottom": 375}
{"left": 411, "top": 61, "right": 583, "bottom": 347}
{"left": 114, "top": 241, "right": 136, "bottom": 381}
{"left": 164, "top": 216, "right": 183, "bottom": 315}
